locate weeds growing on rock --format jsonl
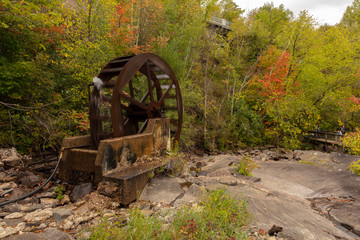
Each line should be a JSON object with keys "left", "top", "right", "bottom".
{"left": 84, "top": 217, "right": 123, "bottom": 240}
{"left": 172, "top": 188, "right": 250, "bottom": 239}
{"left": 347, "top": 160, "right": 360, "bottom": 176}
{"left": 297, "top": 160, "right": 317, "bottom": 166}
{"left": 82, "top": 188, "right": 251, "bottom": 239}
{"left": 55, "top": 185, "right": 65, "bottom": 201}
{"left": 237, "top": 156, "right": 257, "bottom": 176}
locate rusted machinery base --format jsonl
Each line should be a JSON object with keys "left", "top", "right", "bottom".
{"left": 58, "top": 118, "right": 170, "bottom": 205}
{"left": 98, "top": 161, "right": 164, "bottom": 205}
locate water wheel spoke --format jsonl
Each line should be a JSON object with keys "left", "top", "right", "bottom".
{"left": 141, "top": 91, "right": 150, "bottom": 103}
{"left": 119, "top": 92, "right": 148, "bottom": 111}
{"left": 146, "top": 61, "right": 154, "bottom": 102}
{"left": 130, "top": 110, "right": 148, "bottom": 116}
{"left": 144, "top": 67, "right": 163, "bottom": 101}
{"left": 120, "top": 103, "right": 132, "bottom": 112}
{"left": 129, "top": 79, "right": 135, "bottom": 98}
{"left": 158, "top": 82, "right": 174, "bottom": 106}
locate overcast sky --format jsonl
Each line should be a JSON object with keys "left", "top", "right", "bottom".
{"left": 234, "top": 0, "right": 354, "bottom": 25}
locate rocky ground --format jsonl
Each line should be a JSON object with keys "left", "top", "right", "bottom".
{"left": 0, "top": 147, "right": 359, "bottom": 239}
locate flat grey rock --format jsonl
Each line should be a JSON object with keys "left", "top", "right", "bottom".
{"left": 202, "top": 155, "right": 237, "bottom": 173}
{"left": 206, "top": 168, "right": 232, "bottom": 177}
{"left": 69, "top": 183, "right": 92, "bottom": 202}
{"left": 52, "top": 208, "right": 74, "bottom": 223}
{"left": 329, "top": 202, "right": 360, "bottom": 235}
{"left": 139, "top": 175, "right": 184, "bottom": 205}
{"left": 253, "top": 160, "right": 360, "bottom": 199}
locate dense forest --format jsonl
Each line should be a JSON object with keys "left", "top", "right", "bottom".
{"left": 0, "top": 0, "right": 359, "bottom": 154}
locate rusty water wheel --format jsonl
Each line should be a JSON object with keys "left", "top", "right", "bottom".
{"left": 90, "top": 53, "right": 183, "bottom": 149}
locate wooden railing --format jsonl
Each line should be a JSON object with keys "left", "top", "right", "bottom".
{"left": 208, "top": 17, "right": 232, "bottom": 30}
{"left": 306, "top": 131, "right": 343, "bottom": 145}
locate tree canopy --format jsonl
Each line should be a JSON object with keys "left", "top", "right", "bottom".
{"left": 0, "top": 0, "right": 359, "bottom": 153}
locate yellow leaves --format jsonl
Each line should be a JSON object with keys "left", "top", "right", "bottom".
{"left": 39, "top": 44, "right": 46, "bottom": 51}
{"left": 0, "top": 21, "right": 9, "bottom": 28}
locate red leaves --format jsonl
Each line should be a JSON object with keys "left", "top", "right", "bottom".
{"left": 109, "top": 0, "right": 166, "bottom": 55}
{"left": 348, "top": 95, "right": 360, "bottom": 105}
{"left": 251, "top": 46, "right": 293, "bottom": 102}
{"left": 116, "top": 4, "right": 125, "bottom": 16}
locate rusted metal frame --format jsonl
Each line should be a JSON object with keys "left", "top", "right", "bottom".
{"left": 112, "top": 55, "right": 148, "bottom": 137}
{"left": 144, "top": 54, "right": 183, "bottom": 145}
{"left": 95, "top": 53, "right": 183, "bottom": 147}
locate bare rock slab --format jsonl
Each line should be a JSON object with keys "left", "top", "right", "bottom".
{"left": 201, "top": 155, "right": 237, "bottom": 173}
{"left": 228, "top": 183, "right": 355, "bottom": 240}
{"left": 139, "top": 175, "right": 184, "bottom": 205}
{"left": 329, "top": 202, "right": 360, "bottom": 236}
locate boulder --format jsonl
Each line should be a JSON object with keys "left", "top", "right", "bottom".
{"left": 19, "top": 173, "right": 41, "bottom": 188}
{"left": 69, "top": 183, "right": 92, "bottom": 203}
{"left": 52, "top": 208, "right": 74, "bottom": 223}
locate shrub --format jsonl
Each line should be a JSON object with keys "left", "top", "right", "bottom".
{"left": 347, "top": 160, "right": 360, "bottom": 176}
{"left": 237, "top": 156, "right": 257, "bottom": 176}
{"left": 341, "top": 128, "right": 360, "bottom": 155}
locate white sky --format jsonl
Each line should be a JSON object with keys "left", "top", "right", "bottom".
{"left": 234, "top": 0, "right": 354, "bottom": 25}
